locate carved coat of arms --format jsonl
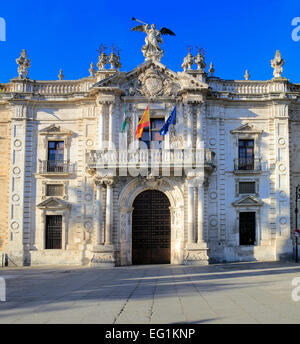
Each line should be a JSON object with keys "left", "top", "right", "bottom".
{"left": 137, "top": 66, "right": 174, "bottom": 97}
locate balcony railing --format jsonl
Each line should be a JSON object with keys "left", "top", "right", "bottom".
{"left": 39, "top": 160, "right": 70, "bottom": 174}
{"left": 86, "top": 148, "right": 215, "bottom": 170}
{"left": 234, "top": 158, "right": 261, "bottom": 172}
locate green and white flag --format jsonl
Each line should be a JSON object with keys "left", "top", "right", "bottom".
{"left": 121, "top": 104, "right": 127, "bottom": 133}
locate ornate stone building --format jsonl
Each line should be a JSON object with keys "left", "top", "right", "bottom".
{"left": 0, "top": 31, "right": 298, "bottom": 267}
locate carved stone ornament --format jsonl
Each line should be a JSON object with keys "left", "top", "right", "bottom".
{"left": 91, "top": 253, "right": 115, "bottom": 264}
{"left": 138, "top": 66, "right": 163, "bottom": 96}
{"left": 97, "top": 52, "right": 108, "bottom": 70}
{"left": 139, "top": 174, "right": 164, "bottom": 189}
{"left": 182, "top": 51, "right": 194, "bottom": 71}
{"left": 184, "top": 250, "right": 208, "bottom": 262}
{"left": 137, "top": 66, "right": 174, "bottom": 97}
{"left": 194, "top": 51, "right": 206, "bottom": 72}
{"left": 244, "top": 70, "right": 250, "bottom": 80}
{"left": 89, "top": 62, "right": 96, "bottom": 77}
{"left": 271, "top": 50, "right": 284, "bottom": 78}
{"left": 208, "top": 62, "right": 215, "bottom": 77}
{"left": 16, "top": 49, "right": 31, "bottom": 79}
{"left": 58, "top": 69, "right": 64, "bottom": 80}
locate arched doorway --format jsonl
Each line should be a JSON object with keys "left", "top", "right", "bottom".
{"left": 132, "top": 190, "right": 171, "bottom": 265}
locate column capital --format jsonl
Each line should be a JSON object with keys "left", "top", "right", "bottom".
{"left": 94, "top": 175, "right": 116, "bottom": 186}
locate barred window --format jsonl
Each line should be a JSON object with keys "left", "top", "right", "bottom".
{"left": 46, "top": 184, "right": 64, "bottom": 196}
{"left": 46, "top": 215, "right": 62, "bottom": 249}
{"left": 239, "top": 182, "right": 255, "bottom": 194}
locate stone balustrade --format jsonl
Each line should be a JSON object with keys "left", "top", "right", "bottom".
{"left": 1, "top": 79, "right": 95, "bottom": 96}
{"left": 209, "top": 80, "right": 292, "bottom": 95}
{"left": 1, "top": 78, "right": 300, "bottom": 97}
{"left": 86, "top": 148, "right": 215, "bottom": 171}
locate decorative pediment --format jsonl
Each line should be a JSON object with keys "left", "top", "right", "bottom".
{"left": 230, "top": 123, "right": 263, "bottom": 135}
{"left": 39, "top": 124, "right": 74, "bottom": 137}
{"left": 93, "top": 60, "right": 181, "bottom": 97}
{"left": 232, "top": 195, "right": 263, "bottom": 207}
{"left": 37, "top": 197, "right": 71, "bottom": 210}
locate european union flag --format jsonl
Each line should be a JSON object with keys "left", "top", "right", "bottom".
{"left": 160, "top": 106, "right": 176, "bottom": 136}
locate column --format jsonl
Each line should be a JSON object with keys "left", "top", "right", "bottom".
{"left": 132, "top": 111, "right": 139, "bottom": 149}
{"left": 187, "top": 185, "right": 195, "bottom": 244}
{"left": 196, "top": 103, "right": 203, "bottom": 148}
{"left": 108, "top": 103, "right": 115, "bottom": 149}
{"left": 186, "top": 103, "right": 193, "bottom": 148}
{"left": 95, "top": 181, "right": 103, "bottom": 245}
{"left": 197, "top": 185, "right": 204, "bottom": 243}
{"left": 98, "top": 103, "right": 104, "bottom": 149}
{"left": 105, "top": 180, "right": 113, "bottom": 245}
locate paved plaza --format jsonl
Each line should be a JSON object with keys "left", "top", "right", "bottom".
{"left": 1, "top": 262, "right": 300, "bottom": 324}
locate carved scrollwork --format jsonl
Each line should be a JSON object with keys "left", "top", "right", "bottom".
{"left": 91, "top": 253, "right": 115, "bottom": 264}
{"left": 184, "top": 250, "right": 208, "bottom": 261}
{"left": 137, "top": 66, "right": 175, "bottom": 97}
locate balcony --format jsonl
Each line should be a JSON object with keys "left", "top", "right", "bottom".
{"left": 86, "top": 148, "right": 216, "bottom": 176}
{"left": 38, "top": 160, "right": 72, "bottom": 176}
{"left": 233, "top": 158, "right": 262, "bottom": 174}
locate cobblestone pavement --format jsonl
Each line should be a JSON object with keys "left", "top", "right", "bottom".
{"left": 1, "top": 262, "right": 300, "bottom": 324}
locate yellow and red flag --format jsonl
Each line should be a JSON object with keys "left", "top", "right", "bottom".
{"left": 135, "top": 106, "right": 150, "bottom": 140}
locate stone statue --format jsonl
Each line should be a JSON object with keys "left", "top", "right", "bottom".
{"left": 131, "top": 18, "right": 175, "bottom": 62}
{"left": 16, "top": 49, "right": 31, "bottom": 79}
{"left": 271, "top": 50, "right": 284, "bottom": 78}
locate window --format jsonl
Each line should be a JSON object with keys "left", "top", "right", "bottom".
{"left": 239, "top": 182, "right": 255, "bottom": 194}
{"left": 239, "top": 212, "right": 256, "bottom": 245}
{"left": 46, "top": 184, "right": 64, "bottom": 197}
{"left": 47, "top": 141, "right": 64, "bottom": 172}
{"left": 238, "top": 139, "right": 254, "bottom": 170}
{"left": 140, "top": 118, "right": 165, "bottom": 148}
{"left": 48, "top": 141, "right": 64, "bottom": 161}
{"left": 45, "top": 215, "right": 62, "bottom": 249}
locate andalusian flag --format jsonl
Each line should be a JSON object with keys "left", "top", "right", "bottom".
{"left": 135, "top": 106, "right": 150, "bottom": 140}
{"left": 121, "top": 104, "right": 127, "bottom": 133}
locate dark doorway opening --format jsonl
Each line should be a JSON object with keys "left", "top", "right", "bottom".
{"left": 239, "top": 212, "right": 256, "bottom": 245}
{"left": 46, "top": 215, "right": 62, "bottom": 249}
{"left": 132, "top": 190, "right": 171, "bottom": 265}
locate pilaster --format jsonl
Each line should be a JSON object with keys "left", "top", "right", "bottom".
{"left": 6, "top": 104, "right": 28, "bottom": 266}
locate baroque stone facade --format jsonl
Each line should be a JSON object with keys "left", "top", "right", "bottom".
{"left": 0, "top": 44, "right": 298, "bottom": 267}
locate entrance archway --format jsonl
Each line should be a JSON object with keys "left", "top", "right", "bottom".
{"left": 132, "top": 190, "right": 171, "bottom": 265}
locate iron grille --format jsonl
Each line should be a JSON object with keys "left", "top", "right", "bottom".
{"left": 239, "top": 182, "right": 255, "bottom": 194}
{"left": 46, "top": 215, "right": 62, "bottom": 249}
{"left": 46, "top": 184, "right": 64, "bottom": 196}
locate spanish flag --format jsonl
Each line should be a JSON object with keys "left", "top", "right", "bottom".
{"left": 135, "top": 106, "right": 150, "bottom": 140}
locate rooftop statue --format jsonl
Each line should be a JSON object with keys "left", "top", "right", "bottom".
{"left": 131, "top": 17, "right": 175, "bottom": 62}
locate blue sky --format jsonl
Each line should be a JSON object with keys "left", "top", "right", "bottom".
{"left": 1, "top": 0, "right": 300, "bottom": 83}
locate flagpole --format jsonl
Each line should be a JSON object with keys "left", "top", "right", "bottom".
{"left": 148, "top": 98, "right": 150, "bottom": 148}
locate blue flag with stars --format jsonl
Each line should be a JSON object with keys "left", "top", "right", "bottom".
{"left": 160, "top": 106, "right": 176, "bottom": 136}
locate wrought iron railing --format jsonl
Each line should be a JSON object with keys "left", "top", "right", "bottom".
{"left": 234, "top": 158, "right": 261, "bottom": 171}
{"left": 39, "top": 160, "right": 70, "bottom": 174}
